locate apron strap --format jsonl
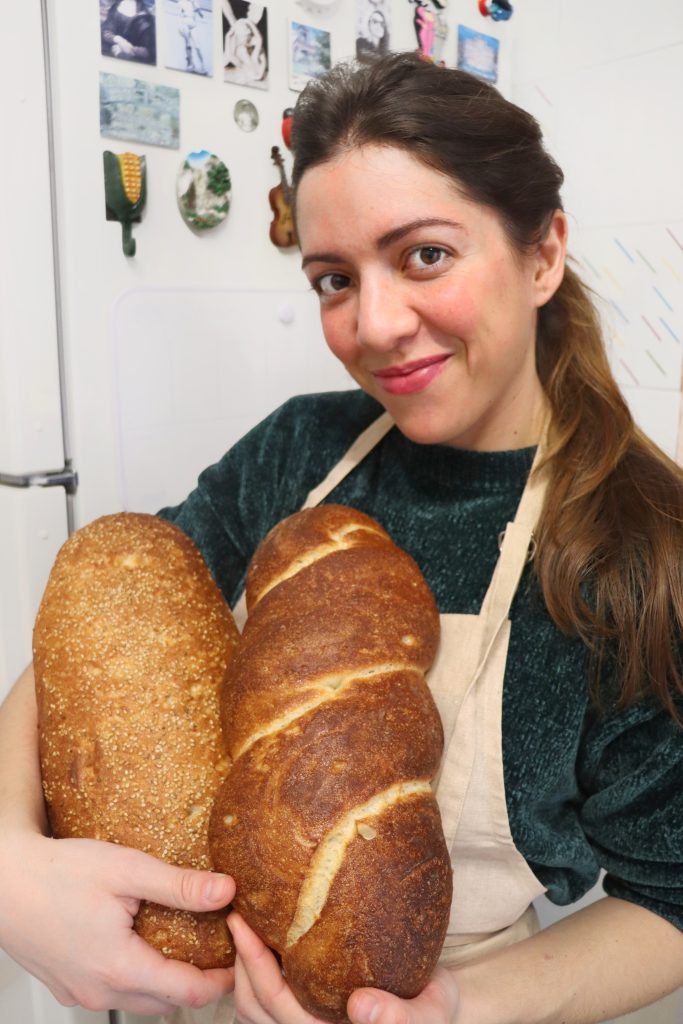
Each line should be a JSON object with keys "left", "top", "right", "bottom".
{"left": 445, "top": 445, "right": 548, "bottom": 755}
{"left": 232, "top": 412, "right": 394, "bottom": 628}
{"left": 437, "top": 450, "right": 549, "bottom": 851}
{"left": 478, "top": 444, "right": 547, "bottom": 625}
{"left": 302, "top": 412, "right": 394, "bottom": 509}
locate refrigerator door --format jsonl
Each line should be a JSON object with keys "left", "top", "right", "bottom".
{"left": 0, "top": 3, "right": 106, "bottom": 1022}
{"left": 0, "top": 0, "right": 72, "bottom": 695}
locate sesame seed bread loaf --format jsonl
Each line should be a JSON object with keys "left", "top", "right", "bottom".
{"left": 209, "top": 504, "right": 452, "bottom": 1022}
{"left": 33, "top": 512, "right": 239, "bottom": 968}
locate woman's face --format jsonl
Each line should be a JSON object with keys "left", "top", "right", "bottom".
{"left": 297, "top": 144, "right": 566, "bottom": 451}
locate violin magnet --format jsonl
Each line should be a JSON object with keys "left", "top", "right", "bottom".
{"left": 176, "top": 150, "right": 232, "bottom": 231}
{"left": 269, "top": 145, "right": 297, "bottom": 249}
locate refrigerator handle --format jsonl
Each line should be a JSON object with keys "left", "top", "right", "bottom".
{"left": 0, "top": 462, "right": 78, "bottom": 495}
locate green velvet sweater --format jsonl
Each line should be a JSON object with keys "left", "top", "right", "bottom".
{"left": 159, "top": 389, "right": 683, "bottom": 931}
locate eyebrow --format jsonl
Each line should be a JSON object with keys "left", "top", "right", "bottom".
{"left": 300, "top": 217, "right": 465, "bottom": 269}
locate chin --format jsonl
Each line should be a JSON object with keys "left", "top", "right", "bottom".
{"left": 389, "top": 410, "right": 460, "bottom": 448}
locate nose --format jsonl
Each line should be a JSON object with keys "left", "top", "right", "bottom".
{"left": 356, "top": 274, "right": 420, "bottom": 353}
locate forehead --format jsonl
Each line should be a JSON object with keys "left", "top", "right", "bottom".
{"left": 297, "top": 145, "right": 467, "bottom": 214}
{"left": 295, "top": 144, "right": 491, "bottom": 240}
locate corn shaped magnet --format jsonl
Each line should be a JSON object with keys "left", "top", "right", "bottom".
{"left": 104, "top": 150, "right": 147, "bottom": 256}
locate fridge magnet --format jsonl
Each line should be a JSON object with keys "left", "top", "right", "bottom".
{"left": 100, "top": 0, "right": 157, "bottom": 66}
{"left": 478, "top": 0, "right": 513, "bottom": 21}
{"left": 177, "top": 150, "right": 232, "bottom": 231}
{"left": 100, "top": 72, "right": 180, "bottom": 149}
{"left": 409, "top": 0, "right": 448, "bottom": 64}
{"left": 288, "top": 20, "right": 331, "bottom": 92}
{"left": 293, "top": 0, "right": 339, "bottom": 13}
{"left": 103, "top": 150, "right": 147, "bottom": 256}
{"left": 162, "top": 0, "right": 212, "bottom": 76}
{"left": 269, "top": 145, "right": 296, "bottom": 249}
{"left": 356, "top": 0, "right": 390, "bottom": 63}
{"left": 456, "top": 23, "right": 499, "bottom": 82}
{"left": 223, "top": 1, "right": 269, "bottom": 90}
{"left": 281, "top": 107, "right": 294, "bottom": 150}
{"left": 234, "top": 98, "right": 259, "bottom": 132}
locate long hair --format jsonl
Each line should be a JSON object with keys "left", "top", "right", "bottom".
{"left": 291, "top": 52, "right": 683, "bottom": 721}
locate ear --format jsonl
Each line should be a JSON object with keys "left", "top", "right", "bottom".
{"left": 532, "top": 209, "right": 567, "bottom": 307}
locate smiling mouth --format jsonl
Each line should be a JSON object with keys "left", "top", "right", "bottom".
{"left": 373, "top": 355, "right": 450, "bottom": 379}
{"left": 371, "top": 354, "right": 450, "bottom": 396}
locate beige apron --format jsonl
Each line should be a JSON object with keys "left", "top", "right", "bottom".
{"left": 167, "top": 412, "right": 547, "bottom": 1024}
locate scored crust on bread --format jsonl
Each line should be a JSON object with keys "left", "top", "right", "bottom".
{"left": 33, "top": 512, "right": 239, "bottom": 968}
{"left": 209, "top": 504, "right": 452, "bottom": 1021}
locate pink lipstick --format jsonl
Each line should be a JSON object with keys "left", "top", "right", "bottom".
{"left": 373, "top": 355, "right": 449, "bottom": 396}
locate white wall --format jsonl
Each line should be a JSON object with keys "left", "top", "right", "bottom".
{"left": 508, "top": 0, "right": 683, "bottom": 459}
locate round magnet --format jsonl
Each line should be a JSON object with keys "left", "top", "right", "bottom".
{"left": 234, "top": 99, "right": 259, "bottom": 133}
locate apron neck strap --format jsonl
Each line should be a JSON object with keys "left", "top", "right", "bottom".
{"left": 478, "top": 443, "right": 548, "bottom": 626}
{"left": 232, "top": 411, "right": 393, "bottom": 629}
{"left": 511, "top": 443, "right": 547, "bottom": 529}
{"left": 302, "top": 411, "right": 394, "bottom": 508}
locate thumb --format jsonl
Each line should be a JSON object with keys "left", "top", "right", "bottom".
{"left": 347, "top": 969, "right": 458, "bottom": 1024}
{"left": 348, "top": 990, "right": 409, "bottom": 1024}
{"left": 111, "top": 847, "right": 235, "bottom": 911}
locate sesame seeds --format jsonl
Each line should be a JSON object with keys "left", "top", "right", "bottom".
{"left": 34, "top": 512, "right": 238, "bottom": 963}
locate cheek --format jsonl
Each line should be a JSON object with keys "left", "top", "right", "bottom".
{"left": 430, "top": 286, "right": 478, "bottom": 338}
{"left": 321, "top": 309, "right": 357, "bottom": 365}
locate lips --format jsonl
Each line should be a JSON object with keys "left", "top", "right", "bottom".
{"left": 372, "top": 354, "right": 450, "bottom": 396}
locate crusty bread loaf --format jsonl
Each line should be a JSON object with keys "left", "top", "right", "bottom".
{"left": 209, "top": 504, "right": 452, "bottom": 1021}
{"left": 33, "top": 512, "right": 239, "bottom": 968}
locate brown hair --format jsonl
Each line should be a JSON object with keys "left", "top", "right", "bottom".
{"left": 291, "top": 52, "right": 683, "bottom": 720}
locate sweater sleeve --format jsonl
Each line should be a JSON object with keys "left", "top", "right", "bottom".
{"left": 577, "top": 698, "right": 683, "bottom": 931}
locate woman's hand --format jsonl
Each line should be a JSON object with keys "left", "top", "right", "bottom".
{"left": 347, "top": 971, "right": 459, "bottom": 1024}
{"left": 0, "top": 830, "right": 235, "bottom": 1015}
{"left": 228, "top": 913, "right": 322, "bottom": 1024}
{"left": 227, "top": 912, "right": 460, "bottom": 1024}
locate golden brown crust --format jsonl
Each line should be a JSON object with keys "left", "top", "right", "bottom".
{"left": 33, "top": 512, "right": 238, "bottom": 967}
{"left": 224, "top": 544, "right": 440, "bottom": 757}
{"left": 285, "top": 794, "right": 452, "bottom": 1022}
{"left": 209, "top": 504, "right": 451, "bottom": 1019}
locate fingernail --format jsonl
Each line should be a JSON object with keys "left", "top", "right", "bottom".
{"left": 352, "top": 994, "right": 380, "bottom": 1024}
{"left": 203, "top": 874, "right": 230, "bottom": 901}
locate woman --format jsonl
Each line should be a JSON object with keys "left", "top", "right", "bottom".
{"left": 1, "top": 53, "right": 683, "bottom": 1023}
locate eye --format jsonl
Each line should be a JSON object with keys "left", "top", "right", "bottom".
{"left": 314, "top": 272, "right": 351, "bottom": 296}
{"left": 405, "top": 246, "right": 450, "bottom": 271}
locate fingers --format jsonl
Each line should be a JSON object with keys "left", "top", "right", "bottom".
{"left": 109, "top": 846, "right": 235, "bottom": 912}
{"left": 0, "top": 833, "right": 234, "bottom": 1016}
{"left": 119, "top": 933, "right": 235, "bottom": 1011}
{"left": 228, "top": 913, "right": 319, "bottom": 1024}
{"left": 347, "top": 970, "right": 459, "bottom": 1024}
{"left": 44, "top": 931, "right": 234, "bottom": 1014}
